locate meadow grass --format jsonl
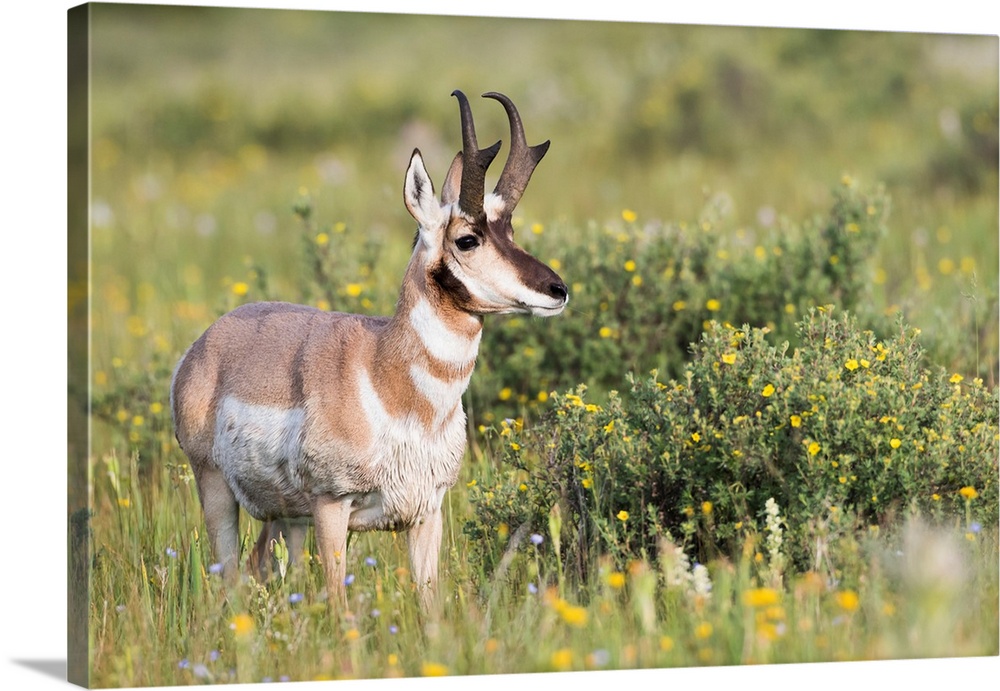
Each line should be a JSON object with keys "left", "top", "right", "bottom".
{"left": 81, "top": 6, "right": 999, "bottom": 687}
{"left": 90, "top": 446, "right": 998, "bottom": 687}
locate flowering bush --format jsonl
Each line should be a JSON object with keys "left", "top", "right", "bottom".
{"left": 465, "top": 307, "right": 998, "bottom": 581}
{"left": 467, "top": 179, "right": 893, "bottom": 424}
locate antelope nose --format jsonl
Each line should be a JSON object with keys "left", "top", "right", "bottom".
{"left": 549, "top": 282, "right": 568, "bottom": 301}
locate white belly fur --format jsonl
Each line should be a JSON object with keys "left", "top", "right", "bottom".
{"left": 212, "top": 394, "right": 465, "bottom": 529}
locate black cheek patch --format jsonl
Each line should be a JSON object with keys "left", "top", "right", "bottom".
{"left": 430, "top": 260, "right": 475, "bottom": 310}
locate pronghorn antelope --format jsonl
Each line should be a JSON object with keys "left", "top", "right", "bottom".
{"left": 170, "top": 90, "right": 567, "bottom": 606}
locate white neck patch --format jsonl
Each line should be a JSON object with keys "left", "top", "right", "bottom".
{"left": 408, "top": 297, "right": 481, "bottom": 364}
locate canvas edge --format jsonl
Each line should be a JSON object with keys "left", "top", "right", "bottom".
{"left": 68, "top": 2, "right": 92, "bottom": 688}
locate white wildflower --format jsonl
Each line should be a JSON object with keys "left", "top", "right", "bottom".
{"left": 658, "top": 535, "right": 712, "bottom": 601}
{"left": 764, "top": 497, "right": 786, "bottom": 586}
{"left": 691, "top": 563, "right": 713, "bottom": 599}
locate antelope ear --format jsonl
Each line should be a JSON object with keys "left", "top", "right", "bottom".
{"left": 441, "top": 151, "right": 463, "bottom": 206}
{"left": 404, "top": 149, "right": 444, "bottom": 229}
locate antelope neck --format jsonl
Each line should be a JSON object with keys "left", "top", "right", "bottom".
{"left": 364, "top": 265, "right": 482, "bottom": 429}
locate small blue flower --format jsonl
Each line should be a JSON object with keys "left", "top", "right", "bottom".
{"left": 527, "top": 582, "right": 538, "bottom": 595}
{"left": 178, "top": 659, "right": 190, "bottom": 669}
{"left": 344, "top": 574, "right": 355, "bottom": 586}
{"left": 289, "top": 592, "right": 304, "bottom": 604}
{"left": 389, "top": 625, "right": 399, "bottom": 634}
{"left": 279, "top": 675, "right": 290, "bottom": 682}
{"left": 370, "top": 608, "right": 381, "bottom": 618}
{"left": 971, "top": 522, "right": 982, "bottom": 534}
{"left": 192, "top": 664, "right": 209, "bottom": 679}
{"left": 365, "top": 556, "right": 377, "bottom": 567}
{"left": 209, "top": 650, "right": 220, "bottom": 662}
{"left": 165, "top": 547, "right": 178, "bottom": 559}
{"left": 589, "top": 649, "right": 610, "bottom": 667}
{"left": 208, "top": 562, "right": 224, "bottom": 575}
{"left": 530, "top": 533, "right": 544, "bottom": 546}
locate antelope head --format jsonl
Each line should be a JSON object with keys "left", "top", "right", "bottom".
{"left": 403, "top": 90, "right": 568, "bottom": 317}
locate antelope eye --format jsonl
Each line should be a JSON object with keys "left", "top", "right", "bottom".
{"left": 455, "top": 235, "right": 480, "bottom": 251}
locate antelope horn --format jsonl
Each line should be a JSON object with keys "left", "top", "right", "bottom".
{"left": 452, "top": 89, "right": 501, "bottom": 217}
{"left": 483, "top": 91, "right": 550, "bottom": 214}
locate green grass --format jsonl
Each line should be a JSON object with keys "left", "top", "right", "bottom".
{"left": 81, "top": 5, "right": 998, "bottom": 686}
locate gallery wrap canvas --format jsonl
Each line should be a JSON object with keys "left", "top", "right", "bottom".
{"left": 67, "top": 2, "right": 999, "bottom": 688}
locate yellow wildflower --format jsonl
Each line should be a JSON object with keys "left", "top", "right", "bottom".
{"left": 845, "top": 359, "right": 859, "bottom": 371}
{"left": 599, "top": 326, "right": 613, "bottom": 338}
{"left": 624, "top": 259, "right": 636, "bottom": 272}
{"left": 315, "top": 232, "right": 329, "bottom": 246}
{"left": 706, "top": 298, "right": 721, "bottom": 312}
{"left": 694, "top": 622, "right": 713, "bottom": 639}
{"left": 701, "top": 501, "right": 713, "bottom": 515}
{"left": 421, "top": 662, "right": 449, "bottom": 677}
{"left": 950, "top": 373, "right": 964, "bottom": 384}
{"left": 959, "top": 486, "right": 978, "bottom": 500}
{"left": 616, "top": 510, "right": 629, "bottom": 522}
{"left": 743, "top": 588, "right": 780, "bottom": 608}
{"left": 790, "top": 415, "right": 802, "bottom": 428}
{"left": 835, "top": 590, "right": 860, "bottom": 612}
{"left": 231, "top": 282, "right": 249, "bottom": 296}
{"left": 230, "top": 613, "right": 255, "bottom": 638}
{"left": 673, "top": 300, "right": 687, "bottom": 311}
{"left": 889, "top": 438, "right": 901, "bottom": 449}
{"left": 807, "top": 441, "right": 821, "bottom": 456}
{"left": 345, "top": 283, "right": 363, "bottom": 297}
{"left": 559, "top": 605, "right": 588, "bottom": 627}
{"left": 622, "top": 209, "right": 637, "bottom": 223}
{"left": 498, "top": 387, "right": 512, "bottom": 401}
{"left": 607, "top": 572, "right": 626, "bottom": 589}
{"left": 550, "top": 648, "right": 573, "bottom": 671}
{"left": 721, "top": 353, "right": 737, "bottom": 365}
{"left": 761, "top": 384, "right": 775, "bottom": 397}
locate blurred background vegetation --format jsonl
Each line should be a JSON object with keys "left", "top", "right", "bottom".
{"left": 88, "top": 3, "right": 997, "bottom": 427}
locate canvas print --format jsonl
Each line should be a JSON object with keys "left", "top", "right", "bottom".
{"left": 68, "top": 3, "right": 999, "bottom": 688}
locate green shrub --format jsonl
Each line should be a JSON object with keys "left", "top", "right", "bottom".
{"left": 465, "top": 307, "right": 998, "bottom": 582}
{"left": 469, "top": 179, "right": 890, "bottom": 424}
